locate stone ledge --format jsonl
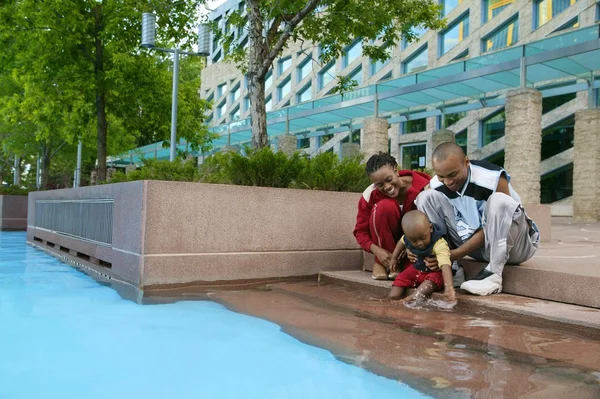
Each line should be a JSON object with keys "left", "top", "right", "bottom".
{"left": 319, "top": 270, "right": 600, "bottom": 331}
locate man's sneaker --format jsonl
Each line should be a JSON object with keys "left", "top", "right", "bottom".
{"left": 452, "top": 262, "right": 465, "bottom": 288}
{"left": 460, "top": 273, "right": 502, "bottom": 296}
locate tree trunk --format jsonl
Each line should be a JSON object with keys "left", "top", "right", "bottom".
{"left": 42, "top": 150, "right": 51, "bottom": 189}
{"left": 247, "top": 0, "right": 269, "bottom": 148}
{"left": 94, "top": 4, "right": 107, "bottom": 181}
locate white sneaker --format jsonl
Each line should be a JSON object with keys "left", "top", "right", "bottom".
{"left": 452, "top": 263, "right": 465, "bottom": 288}
{"left": 460, "top": 273, "right": 502, "bottom": 296}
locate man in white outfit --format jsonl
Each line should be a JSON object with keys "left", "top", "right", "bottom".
{"left": 414, "top": 143, "right": 540, "bottom": 296}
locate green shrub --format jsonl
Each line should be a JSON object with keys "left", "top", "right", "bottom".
{"left": 0, "top": 186, "right": 33, "bottom": 195}
{"left": 109, "top": 158, "right": 200, "bottom": 183}
{"left": 296, "top": 152, "right": 370, "bottom": 192}
{"left": 107, "top": 147, "right": 372, "bottom": 193}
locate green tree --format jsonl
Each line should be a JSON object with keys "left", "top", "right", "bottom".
{"left": 213, "top": 0, "right": 444, "bottom": 149}
{"left": 0, "top": 0, "right": 212, "bottom": 183}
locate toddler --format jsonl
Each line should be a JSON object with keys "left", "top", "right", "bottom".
{"left": 387, "top": 210, "right": 456, "bottom": 304}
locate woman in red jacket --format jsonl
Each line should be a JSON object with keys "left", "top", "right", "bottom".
{"left": 353, "top": 152, "right": 431, "bottom": 280}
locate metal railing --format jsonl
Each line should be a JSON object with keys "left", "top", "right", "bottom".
{"left": 35, "top": 199, "right": 114, "bottom": 245}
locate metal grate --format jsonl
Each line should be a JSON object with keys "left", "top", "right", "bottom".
{"left": 35, "top": 199, "right": 114, "bottom": 245}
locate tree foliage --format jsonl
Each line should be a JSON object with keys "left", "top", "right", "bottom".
{"left": 212, "top": 0, "right": 445, "bottom": 147}
{"left": 0, "top": 0, "right": 212, "bottom": 185}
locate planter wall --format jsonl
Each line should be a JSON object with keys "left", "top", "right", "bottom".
{"left": 0, "top": 195, "right": 28, "bottom": 231}
{"left": 26, "top": 181, "right": 363, "bottom": 289}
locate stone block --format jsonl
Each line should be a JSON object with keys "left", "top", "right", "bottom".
{"left": 277, "top": 134, "right": 297, "bottom": 157}
{"left": 0, "top": 195, "right": 28, "bottom": 231}
{"left": 504, "top": 88, "right": 542, "bottom": 205}
{"left": 361, "top": 117, "right": 389, "bottom": 162}
{"left": 341, "top": 142, "right": 360, "bottom": 159}
{"left": 573, "top": 109, "right": 600, "bottom": 222}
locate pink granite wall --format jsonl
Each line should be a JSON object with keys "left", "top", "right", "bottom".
{"left": 141, "top": 181, "right": 362, "bottom": 287}
{"left": 27, "top": 181, "right": 363, "bottom": 289}
{"left": 0, "top": 195, "right": 28, "bottom": 231}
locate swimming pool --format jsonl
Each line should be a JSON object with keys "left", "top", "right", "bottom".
{"left": 0, "top": 232, "right": 427, "bottom": 399}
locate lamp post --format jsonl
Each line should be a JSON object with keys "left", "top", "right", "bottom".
{"left": 142, "top": 13, "right": 211, "bottom": 162}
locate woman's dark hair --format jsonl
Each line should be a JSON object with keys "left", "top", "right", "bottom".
{"left": 365, "top": 152, "right": 398, "bottom": 175}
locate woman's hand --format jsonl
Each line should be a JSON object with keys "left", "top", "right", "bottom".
{"left": 371, "top": 245, "right": 393, "bottom": 269}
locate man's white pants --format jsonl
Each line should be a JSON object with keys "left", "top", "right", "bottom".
{"left": 415, "top": 190, "right": 539, "bottom": 276}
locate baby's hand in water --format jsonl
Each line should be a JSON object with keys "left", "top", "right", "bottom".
{"left": 444, "top": 286, "right": 457, "bottom": 304}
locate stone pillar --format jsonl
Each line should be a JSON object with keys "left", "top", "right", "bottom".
{"left": 504, "top": 88, "right": 542, "bottom": 205}
{"left": 341, "top": 142, "right": 360, "bottom": 159}
{"left": 429, "top": 129, "right": 455, "bottom": 162}
{"left": 361, "top": 117, "right": 388, "bottom": 162}
{"left": 573, "top": 109, "right": 600, "bottom": 222}
{"left": 277, "top": 134, "right": 297, "bottom": 157}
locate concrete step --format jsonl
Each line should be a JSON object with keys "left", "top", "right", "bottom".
{"left": 318, "top": 270, "right": 600, "bottom": 331}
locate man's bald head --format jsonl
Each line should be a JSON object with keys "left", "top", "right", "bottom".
{"left": 432, "top": 142, "right": 466, "bottom": 164}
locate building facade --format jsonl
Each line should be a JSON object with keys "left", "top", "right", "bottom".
{"left": 201, "top": 0, "right": 600, "bottom": 206}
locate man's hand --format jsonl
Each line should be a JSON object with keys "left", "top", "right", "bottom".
{"left": 406, "top": 248, "right": 440, "bottom": 270}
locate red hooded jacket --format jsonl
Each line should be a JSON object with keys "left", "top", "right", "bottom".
{"left": 353, "top": 170, "right": 431, "bottom": 252}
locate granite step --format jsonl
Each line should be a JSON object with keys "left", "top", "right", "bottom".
{"left": 318, "top": 270, "right": 600, "bottom": 331}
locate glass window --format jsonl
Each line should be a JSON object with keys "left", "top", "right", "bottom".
{"left": 481, "top": 110, "right": 505, "bottom": 146}
{"left": 297, "top": 58, "right": 312, "bottom": 82}
{"left": 278, "top": 78, "right": 291, "bottom": 101}
{"left": 452, "top": 49, "right": 469, "bottom": 60}
{"left": 403, "top": 46, "right": 428, "bottom": 74}
{"left": 278, "top": 56, "right": 292, "bottom": 75}
{"left": 265, "top": 96, "right": 272, "bottom": 112}
{"left": 378, "top": 71, "right": 393, "bottom": 81}
{"left": 348, "top": 67, "right": 363, "bottom": 86}
{"left": 541, "top": 116, "right": 574, "bottom": 160}
{"left": 485, "top": 150, "right": 505, "bottom": 168}
{"left": 456, "top": 130, "right": 468, "bottom": 153}
{"left": 217, "top": 83, "right": 228, "bottom": 98}
{"left": 483, "top": 0, "right": 513, "bottom": 22}
{"left": 319, "top": 63, "right": 335, "bottom": 89}
{"left": 230, "top": 106, "right": 240, "bottom": 121}
{"left": 265, "top": 70, "right": 273, "bottom": 89}
{"left": 230, "top": 84, "right": 241, "bottom": 102}
{"left": 535, "top": 0, "right": 578, "bottom": 28}
{"left": 483, "top": 18, "right": 518, "bottom": 53}
{"left": 400, "top": 143, "right": 427, "bottom": 170}
{"left": 541, "top": 163, "right": 573, "bottom": 203}
{"left": 441, "top": 14, "right": 469, "bottom": 55}
{"left": 297, "top": 84, "right": 312, "bottom": 103}
{"left": 216, "top": 101, "right": 226, "bottom": 119}
{"left": 403, "top": 26, "right": 428, "bottom": 49}
{"left": 343, "top": 40, "right": 362, "bottom": 68}
{"left": 445, "top": 111, "right": 466, "bottom": 127}
{"left": 403, "top": 118, "right": 427, "bottom": 134}
{"left": 442, "top": 0, "right": 463, "bottom": 16}
{"left": 542, "top": 92, "right": 576, "bottom": 113}
{"left": 553, "top": 17, "right": 579, "bottom": 32}
{"left": 297, "top": 137, "right": 311, "bottom": 149}
{"left": 371, "top": 46, "right": 392, "bottom": 75}
{"left": 243, "top": 96, "right": 250, "bottom": 112}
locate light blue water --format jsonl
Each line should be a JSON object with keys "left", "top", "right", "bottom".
{"left": 0, "top": 232, "right": 428, "bottom": 399}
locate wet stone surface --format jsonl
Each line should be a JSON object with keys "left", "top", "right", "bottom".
{"left": 204, "top": 280, "right": 600, "bottom": 399}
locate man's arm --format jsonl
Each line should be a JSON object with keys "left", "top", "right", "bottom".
{"left": 450, "top": 174, "right": 510, "bottom": 261}
{"left": 450, "top": 229, "right": 484, "bottom": 261}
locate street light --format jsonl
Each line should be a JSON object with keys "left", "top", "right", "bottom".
{"left": 142, "top": 13, "right": 211, "bottom": 162}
